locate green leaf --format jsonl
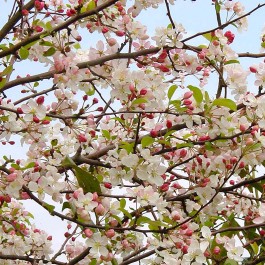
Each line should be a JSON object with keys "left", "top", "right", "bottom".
{"left": 62, "top": 156, "right": 76, "bottom": 167}
{"left": 0, "top": 78, "right": 6, "bottom": 89}
{"left": 62, "top": 201, "right": 71, "bottom": 211}
{"left": 24, "top": 40, "right": 39, "bottom": 49}
{"left": 176, "top": 142, "right": 194, "bottom": 149}
{"left": 136, "top": 216, "right": 169, "bottom": 228}
{"left": 224, "top": 60, "right": 239, "bottom": 65}
{"left": 120, "top": 198, "right": 126, "bottom": 209}
{"left": 73, "top": 43, "right": 81, "bottom": 49}
{"left": 119, "top": 142, "right": 134, "bottom": 153}
{"left": 169, "top": 99, "right": 181, "bottom": 108}
{"left": 51, "top": 139, "right": 58, "bottom": 146}
{"left": 22, "top": 162, "right": 36, "bottom": 170}
{"left": 89, "top": 259, "right": 97, "bottom": 265}
{"left": 204, "top": 91, "right": 210, "bottom": 104}
{"left": 110, "top": 214, "right": 122, "bottom": 225}
{"left": 1, "top": 65, "right": 13, "bottom": 76}
{"left": 45, "top": 21, "right": 53, "bottom": 32}
{"left": 164, "top": 130, "right": 176, "bottom": 139}
{"left": 62, "top": 156, "right": 101, "bottom": 194}
{"left": 111, "top": 258, "right": 118, "bottom": 265}
{"left": 250, "top": 242, "right": 259, "bottom": 255}
{"left": 202, "top": 33, "right": 213, "bottom": 42}
{"left": 39, "top": 40, "right": 53, "bottom": 46}
{"left": 205, "top": 141, "right": 215, "bottom": 151}
{"left": 224, "top": 259, "right": 238, "bottom": 265}
{"left": 19, "top": 47, "right": 29, "bottom": 60}
{"left": 141, "top": 136, "right": 155, "bottom": 148}
{"left": 86, "top": 88, "right": 95, "bottom": 96}
{"left": 119, "top": 208, "right": 132, "bottom": 219}
{"left": 215, "top": 2, "right": 221, "bottom": 13}
{"left": 131, "top": 98, "right": 147, "bottom": 105}
{"left": 102, "top": 130, "right": 111, "bottom": 140}
{"left": 167, "top": 85, "right": 178, "bottom": 100}
{"left": 261, "top": 42, "right": 265, "bottom": 49}
{"left": 43, "top": 47, "right": 56, "bottom": 57}
{"left": 212, "top": 98, "right": 237, "bottom": 111}
{"left": 187, "top": 85, "right": 203, "bottom": 104}
{"left": 74, "top": 166, "right": 101, "bottom": 194}
{"left": 87, "top": 0, "right": 96, "bottom": 10}
{"left": 10, "top": 163, "right": 20, "bottom": 170}
{"left": 43, "top": 202, "right": 55, "bottom": 214}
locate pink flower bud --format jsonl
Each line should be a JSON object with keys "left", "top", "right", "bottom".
{"left": 35, "top": 1, "right": 45, "bottom": 11}
{"left": 92, "top": 98, "right": 98, "bottom": 104}
{"left": 105, "top": 229, "right": 115, "bottom": 238}
{"left": 6, "top": 173, "right": 17, "bottom": 182}
{"left": 20, "top": 192, "right": 30, "bottom": 200}
{"left": 179, "top": 149, "right": 187, "bottom": 158}
{"left": 115, "top": 30, "right": 125, "bottom": 37}
{"left": 107, "top": 38, "right": 117, "bottom": 46}
{"left": 77, "top": 134, "right": 87, "bottom": 143}
{"left": 183, "top": 91, "right": 193, "bottom": 99}
{"left": 140, "top": 89, "right": 147, "bottom": 95}
{"left": 185, "top": 229, "right": 193, "bottom": 236}
{"left": 95, "top": 204, "right": 105, "bottom": 215}
{"left": 150, "top": 129, "right": 158, "bottom": 138}
{"left": 172, "top": 211, "right": 181, "bottom": 221}
{"left": 104, "top": 182, "right": 112, "bottom": 189}
{"left": 213, "top": 246, "right": 221, "bottom": 255}
{"left": 36, "top": 96, "right": 45, "bottom": 105}
{"left": 166, "top": 120, "right": 172, "bottom": 129}
{"left": 160, "top": 183, "right": 169, "bottom": 192}
{"left": 249, "top": 66, "right": 257, "bottom": 73}
{"left": 183, "top": 99, "right": 192, "bottom": 106}
{"left": 22, "top": 9, "right": 29, "bottom": 16}
{"left": 84, "top": 228, "right": 93, "bottom": 238}
{"left": 102, "top": 27, "right": 109, "bottom": 34}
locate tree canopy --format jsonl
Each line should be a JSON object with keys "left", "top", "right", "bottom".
{"left": 1, "top": 0, "right": 265, "bottom": 264}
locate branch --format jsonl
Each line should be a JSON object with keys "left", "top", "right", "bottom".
{"left": 1, "top": 47, "right": 160, "bottom": 92}
{"left": 0, "top": 0, "right": 119, "bottom": 59}
{"left": 0, "top": 0, "right": 35, "bottom": 43}
{"left": 0, "top": 254, "right": 65, "bottom": 265}
{"left": 182, "top": 3, "right": 265, "bottom": 43}
{"left": 212, "top": 221, "right": 265, "bottom": 235}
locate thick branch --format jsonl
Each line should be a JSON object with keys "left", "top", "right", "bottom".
{"left": 0, "top": 0, "right": 35, "bottom": 43}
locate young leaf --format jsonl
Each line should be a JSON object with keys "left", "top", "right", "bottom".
{"left": 215, "top": 2, "right": 221, "bottom": 13}
{"left": 43, "top": 47, "right": 56, "bottom": 57}
{"left": 19, "top": 47, "right": 29, "bottom": 60}
{"left": 141, "top": 136, "right": 155, "bottom": 148}
{"left": 187, "top": 85, "right": 203, "bottom": 104}
{"left": 131, "top": 98, "right": 147, "bottom": 105}
{"left": 73, "top": 166, "right": 101, "bottom": 194}
{"left": 120, "top": 198, "right": 126, "bottom": 209}
{"left": 202, "top": 33, "right": 213, "bottom": 42}
{"left": 1, "top": 65, "right": 13, "bottom": 76}
{"left": 212, "top": 98, "right": 237, "bottom": 111}
{"left": 167, "top": 85, "right": 178, "bottom": 100}
{"left": 224, "top": 259, "right": 238, "bottom": 265}
{"left": 224, "top": 60, "right": 239, "bottom": 65}
{"left": 102, "top": 129, "right": 111, "bottom": 140}
{"left": 0, "top": 78, "right": 6, "bottom": 89}
{"left": 43, "top": 202, "right": 55, "bottom": 214}
{"left": 87, "top": 0, "right": 96, "bottom": 10}
{"left": 62, "top": 201, "right": 71, "bottom": 211}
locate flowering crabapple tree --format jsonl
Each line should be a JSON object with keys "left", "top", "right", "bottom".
{"left": 2, "top": 0, "right": 265, "bottom": 264}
